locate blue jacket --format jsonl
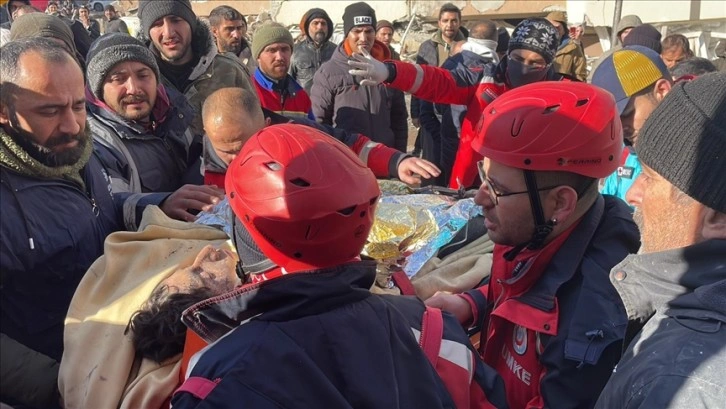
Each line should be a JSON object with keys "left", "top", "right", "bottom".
{"left": 88, "top": 86, "right": 201, "bottom": 230}
{"left": 0, "top": 155, "right": 122, "bottom": 361}
{"left": 174, "top": 263, "right": 508, "bottom": 409}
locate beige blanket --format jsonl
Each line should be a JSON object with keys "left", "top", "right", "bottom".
{"left": 372, "top": 234, "right": 493, "bottom": 300}
{"left": 58, "top": 207, "right": 232, "bottom": 409}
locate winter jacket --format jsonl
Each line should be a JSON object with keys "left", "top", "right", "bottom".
{"left": 290, "top": 8, "right": 336, "bottom": 95}
{"left": 462, "top": 195, "right": 640, "bottom": 409}
{"left": 595, "top": 239, "right": 726, "bottom": 409}
{"left": 80, "top": 18, "right": 100, "bottom": 41}
{"left": 0, "top": 154, "right": 122, "bottom": 407}
{"left": 152, "top": 19, "right": 256, "bottom": 137}
{"left": 252, "top": 68, "right": 315, "bottom": 121}
{"left": 411, "top": 29, "right": 466, "bottom": 120}
{"left": 437, "top": 50, "right": 498, "bottom": 185}
{"left": 236, "top": 40, "right": 256, "bottom": 75}
{"left": 311, "top": 42, "right": 408, "bottom": 152}
{"left": 291, "top": 38, "right": 336, "bottom": 94}
{"left": 173, "top": 262, "right": 509, "bottom": 409}
{"left": 87, "top": 85, "right": 201, "bottom": 230}
{"left": 104, "top": 16, "right": 128, "bottom": 34}
{"left": 386, "top": 57, "right": 570, "bottom": 189}
{"left": 553, "top": 38, "right": 588, "bottom": 81}
{"left": 600, "top": 145, "right": 641, "bottom": 205}
{"left": 203, "top": 108, "right": 410, "bottom": 189}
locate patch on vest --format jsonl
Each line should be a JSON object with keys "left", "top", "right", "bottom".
{"left": 617, "top": 166, "right": 634, "bottom": 179}
{"left": 513, "top": 325, "right": 528, "bottom": 355}
{"left": 354, "top": 16, "right": 373, "bottom": 26}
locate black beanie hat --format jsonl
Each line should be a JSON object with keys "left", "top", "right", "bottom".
{"left": 138, "top": 0, "right": 197, "bottom": 36}
{"left": 508, "top": 18, "right": 559, "bottom": 64}
{"left": 622, "top": 24, "right": 662, "bottom": 54}
{"left": 343, "top": 2, "right": 376, "bottom": 37}
{"left": 86, "top": 33, "right": 160, "bottom": 100}
{"left": 637, "top": 71, "right": 726, "bottom": 213}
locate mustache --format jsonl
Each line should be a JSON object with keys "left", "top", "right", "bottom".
{"left": 44, "top": 132, "right": 83, "bottom": 149}
{"left": 121, "top": 95, "right": 149, "bottom": 105}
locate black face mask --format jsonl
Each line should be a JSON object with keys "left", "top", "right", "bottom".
{"left": 505, "top": 57, "right": 549, "bottom": 88}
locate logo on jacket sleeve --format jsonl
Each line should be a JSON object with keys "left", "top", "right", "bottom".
{"left": 513, "top": 325, "right": 528, "bottom": 355}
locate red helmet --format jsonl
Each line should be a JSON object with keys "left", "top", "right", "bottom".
{"left": 471, "top": 81, "right": 622, "bottom": 178}
{"left": 226, "top": 124, "right": 380, "bottom": 273}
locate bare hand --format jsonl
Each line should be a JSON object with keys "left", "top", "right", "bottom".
{"left": 160, "top": 184, "right": 225, "bottom": 222}
{"left": 397, "top": 157, "right": 441, "bottom": 185}
{"left": 425, "top": 293, "right": 473, "bottom": 325}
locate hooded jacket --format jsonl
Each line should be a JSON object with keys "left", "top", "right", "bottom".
{"left": 290, "top": 8, "right": 336, "bottom": 94}
{"left": 311, "top": 42, "right": 408, "bottom": 152}
{"left": 148, "top": 18, "right": 256, "bottom": 137}
{"left": 595, "top": 239, "right": 726, "bottom": 409}
{"left": 173, "top": 263, "right": 508, "bottom": 409}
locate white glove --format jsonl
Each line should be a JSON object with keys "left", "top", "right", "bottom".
{"left": 348, "top": 48, "right": 390, "bottom": 86}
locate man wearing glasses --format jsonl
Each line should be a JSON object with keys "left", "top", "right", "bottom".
{"left": 404, "top": 81, "right": 636, "bottom": 407}
{"left": 348, "top": 17, "right": 573, "bottom": 189}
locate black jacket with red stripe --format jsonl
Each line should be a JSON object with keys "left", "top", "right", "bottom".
{"left": 173, "top": 263, "right": 508, "bottom": 409}
{"left": 463, "top": 195, "right": 640, "bottom": 408}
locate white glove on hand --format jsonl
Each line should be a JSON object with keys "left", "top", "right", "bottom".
{"left": 348, "top": 49, "right": 390, "bottom": 86}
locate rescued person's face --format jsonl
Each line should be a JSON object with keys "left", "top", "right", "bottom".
{"left": 159, "top": 245, "right": 241, "bottom": 295}
{"left": 0, "top": 51, "right": 88, "bottom": 167}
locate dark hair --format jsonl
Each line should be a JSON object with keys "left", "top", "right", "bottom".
{"left": 469, "top": 20, "right": 497, "bottom": 41}
{"left": 208, "top": 5, "right": 245, "bottom": 27}
{"left": 127, "top": 286, "right": 215, "bottom": 363}
{"left": 669, "top": 57, "right": 717, "bottom": 78}
{"left": 104, "top": 4, "right": 115, "bottom": 12}
{"left": 662, "top": 34, "right": 693, "bottom": 55}
{"left": 535, "top": 170, "right": 598, "bottom": 204}
{"left": 438, "top": 3, "right": 461, "bottom": 21}
{"left": 0, "top": 37, "right": 77, "bottom": 104}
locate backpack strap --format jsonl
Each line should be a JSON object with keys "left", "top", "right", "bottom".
{"left": 391, "top": 270, "right": 417, "bottom": 297}
{"left": 173, "top": 377, "right": 220, "bottom": 400}
{"left": 420, "top": 306, "right": 444, "bottom": 366}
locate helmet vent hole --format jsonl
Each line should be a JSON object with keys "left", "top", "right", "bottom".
{"left": 229, "top": 192, "right": 235, "bottom": 199}
{"left": 290, "top": 178, "right": 310, "bottom": 187}
{"left": 542, "top": 105, "right": 560, "bottom": 114}
{"left": 524, "top": 159, "right": 532, "bottom": 166}
{"left": 265, "top": 161, "right": 282, "bottom": 171}
{"left": 575, "top": 98, "right": 589, "bottom": 107}
{"left": 369, "top": 196, "right": 379, "bottom": 205}
{"left": 337, "top": 205, "right": 356, "bottom": 216}
{"left": 609, "top": 154, "right": 614, "bottom": 161}
{"left": 293, "top": 252, "right": 302, "bottom": 258}
{"left": 359, "top": 211, "right": 366, "bottom": 218}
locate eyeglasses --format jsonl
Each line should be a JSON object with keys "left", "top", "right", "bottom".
{"left": 477, "top": 161, "right": 559, "bottom": 206}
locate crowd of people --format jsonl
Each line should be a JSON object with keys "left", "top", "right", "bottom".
{"left": 0, "top": 0, "right": 724, "bottom": 408}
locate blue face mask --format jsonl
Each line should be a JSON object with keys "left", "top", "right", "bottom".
{"left": 505, "top": 57, "right": 549, "bottom": 88}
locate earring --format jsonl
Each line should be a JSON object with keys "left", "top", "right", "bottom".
{"left": 550, "top": 217, "right": 558, "bottom": 226}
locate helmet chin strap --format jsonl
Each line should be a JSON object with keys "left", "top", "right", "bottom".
{"left": 503, "top": 170, "right": 557, "bottom": 261}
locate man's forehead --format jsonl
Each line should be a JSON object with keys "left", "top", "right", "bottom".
{"left": 108, "top": 61, "right": 154, "bottom": 75}
{"left": 222, "top": 19, "right": 245, "bottom": 27}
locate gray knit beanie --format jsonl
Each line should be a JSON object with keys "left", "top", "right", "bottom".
{"left": 138, "top": 0, "right": 197, "bottom": 36}
{"left": 86, "top": 33, "right": 160, "bottom": 100}
{"left": 251, "top": 23, "right": 294, "bottom": 59}
{"left": 636, "top": 71, "right": 726, "bottom": 213}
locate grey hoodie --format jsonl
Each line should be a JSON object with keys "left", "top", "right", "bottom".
{"left": 595, "top": 239, "right": 726, "bottom": 409}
